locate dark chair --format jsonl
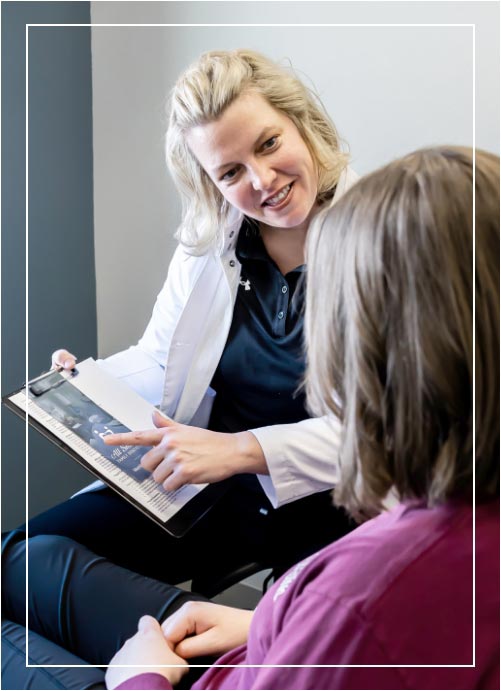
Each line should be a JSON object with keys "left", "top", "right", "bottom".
{"left": 191, "top": 561, "right": 275, "bottom": 599}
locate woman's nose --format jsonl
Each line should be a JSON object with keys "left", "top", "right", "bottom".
{"left": 249, "top": 162, "right": 276, "bottom": 192}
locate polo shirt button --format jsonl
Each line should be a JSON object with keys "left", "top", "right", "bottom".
{"left": 281, "top": 285, "right": 288, "bottom": 294}
{"left": 229, "top": 231, "right": 235, "bottom": 238}
{"left": 229, "top": 260, "right": 236, "bottom": 267}
{"left": 278, "top": 311, "right": 284, "bottom": 320}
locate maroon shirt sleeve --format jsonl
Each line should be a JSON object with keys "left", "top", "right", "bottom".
{"left": 114, "top": 672, "right": 173, "bottom": 690}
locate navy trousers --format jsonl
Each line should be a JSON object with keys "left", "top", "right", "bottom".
{"left": 2, "top": 620, "right": 107, "bottom": 690}
{"left": 1, "top": 532, "right": 209, "bottom": 690}
{"left": 2, "top": 481, "right": 353, "bottom": 688}
{"left": 21, "top": 481, "right": 353, "bottom": 585}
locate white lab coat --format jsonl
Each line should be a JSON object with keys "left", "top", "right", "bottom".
{"left": 99, "top": 167, "right": 359, "bottom": 508}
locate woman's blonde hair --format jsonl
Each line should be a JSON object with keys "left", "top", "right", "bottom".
{"left": 306, "top": 146, "right": 500, "bottom": 520}
{"left": 166, "top": 49, "right": 349, "bottom": 254}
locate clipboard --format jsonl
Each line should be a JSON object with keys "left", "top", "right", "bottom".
{"left": 3, "top": 367, "right": 230, "bottom": 538}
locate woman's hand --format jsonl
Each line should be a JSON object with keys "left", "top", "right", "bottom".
{"left": 104, "top": 410, "right": 267, "bottom": 491}
{"left": 162, "top": 601, "right": 254, "bottom": 659}
{"left": 105, "top": 615, "right": 188, "bottom": 690}
{"left": 51, "top": 349, "right": 77, "bottom": 371}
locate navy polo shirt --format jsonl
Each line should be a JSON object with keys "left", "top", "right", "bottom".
{"left": 208, "top": 220, "right": 309, "bottom": 434}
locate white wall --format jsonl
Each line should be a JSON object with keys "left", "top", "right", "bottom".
{"left": 90, "top": 1, "right": 499, "bottom": 357}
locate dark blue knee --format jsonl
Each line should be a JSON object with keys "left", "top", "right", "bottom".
{"left": 2, "top": 532, "right": 93, "bottom": 627}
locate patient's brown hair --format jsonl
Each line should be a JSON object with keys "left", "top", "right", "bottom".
{"left": 306, "top": 147, "right": 499, "bottom": 519}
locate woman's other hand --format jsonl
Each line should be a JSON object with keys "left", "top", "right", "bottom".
{"left": 162, "top": 601, "right": 253, "bottom": 659}
{"left": 51, "top": 349, "right": 77, "bottom": 371}
{"left": 105, "top": 615, "right": 188, "bottom": 689}
{"left": 103, "top": 409, "right": 267, "bottom": 491}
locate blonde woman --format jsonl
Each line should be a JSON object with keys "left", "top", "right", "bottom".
{"left": 3, "top": 146, "right": 498, "bottom": 689}
{"left": 12, "top": 50, "right": 357, "bottom": 589}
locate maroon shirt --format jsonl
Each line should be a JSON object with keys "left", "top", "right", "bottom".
{"left": 116, "top": 499, "right": 500, "bottom": 690}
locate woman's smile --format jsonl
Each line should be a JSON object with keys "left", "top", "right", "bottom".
{"left": 262, "top": 182, "right": 293, "bottom": 208}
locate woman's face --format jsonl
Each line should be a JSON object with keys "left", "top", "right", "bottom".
{"left": 186, "top": 91, "right": 318, "bottom": 233}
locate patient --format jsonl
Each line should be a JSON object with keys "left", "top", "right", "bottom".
{"left": 2, "top": 146, "right": 499, "bottom": 690}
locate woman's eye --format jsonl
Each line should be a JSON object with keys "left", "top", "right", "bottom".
{"left": 262, "top": 136, "right": 278, "bottom": 150}
{"left": 221, "top": 167, "right": 239, "bottom": 182}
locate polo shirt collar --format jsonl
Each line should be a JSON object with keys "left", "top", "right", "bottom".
{"left": 236, "top": 218, "right": 306, "bottom": 273}
{"left": 236, "top": 218, "right": 269, "bottom": 261}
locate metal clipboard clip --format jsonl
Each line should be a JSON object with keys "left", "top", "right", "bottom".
{"left": 26, "top": 367, "right": 79, "bottom": 397}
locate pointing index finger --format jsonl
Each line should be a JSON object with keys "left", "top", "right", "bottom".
{"left": 103, "top": 430, "right": 157, "bottom": 446}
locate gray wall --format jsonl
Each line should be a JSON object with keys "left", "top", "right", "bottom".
{"left": 89, "top": 0, "right": 499, "bottom": 358}
{"left": 2, "top": 1, "right": 96, "bottom": 528}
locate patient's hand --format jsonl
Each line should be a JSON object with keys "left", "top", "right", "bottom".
{"left": 103, "top": 409, "right": 267, "bottom": 491}
{"left": 106, "top": 615, "right": 188, "bottom": 689}
{"left": 162, "top": 601, "right": 254, "bottom": 659}
{"left": 51, "top": 349, "right": 77, "bottom": 371}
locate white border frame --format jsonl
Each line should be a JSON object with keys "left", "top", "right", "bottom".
{"left": 24, "top": 20, "right": 476, "bottom": 672}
